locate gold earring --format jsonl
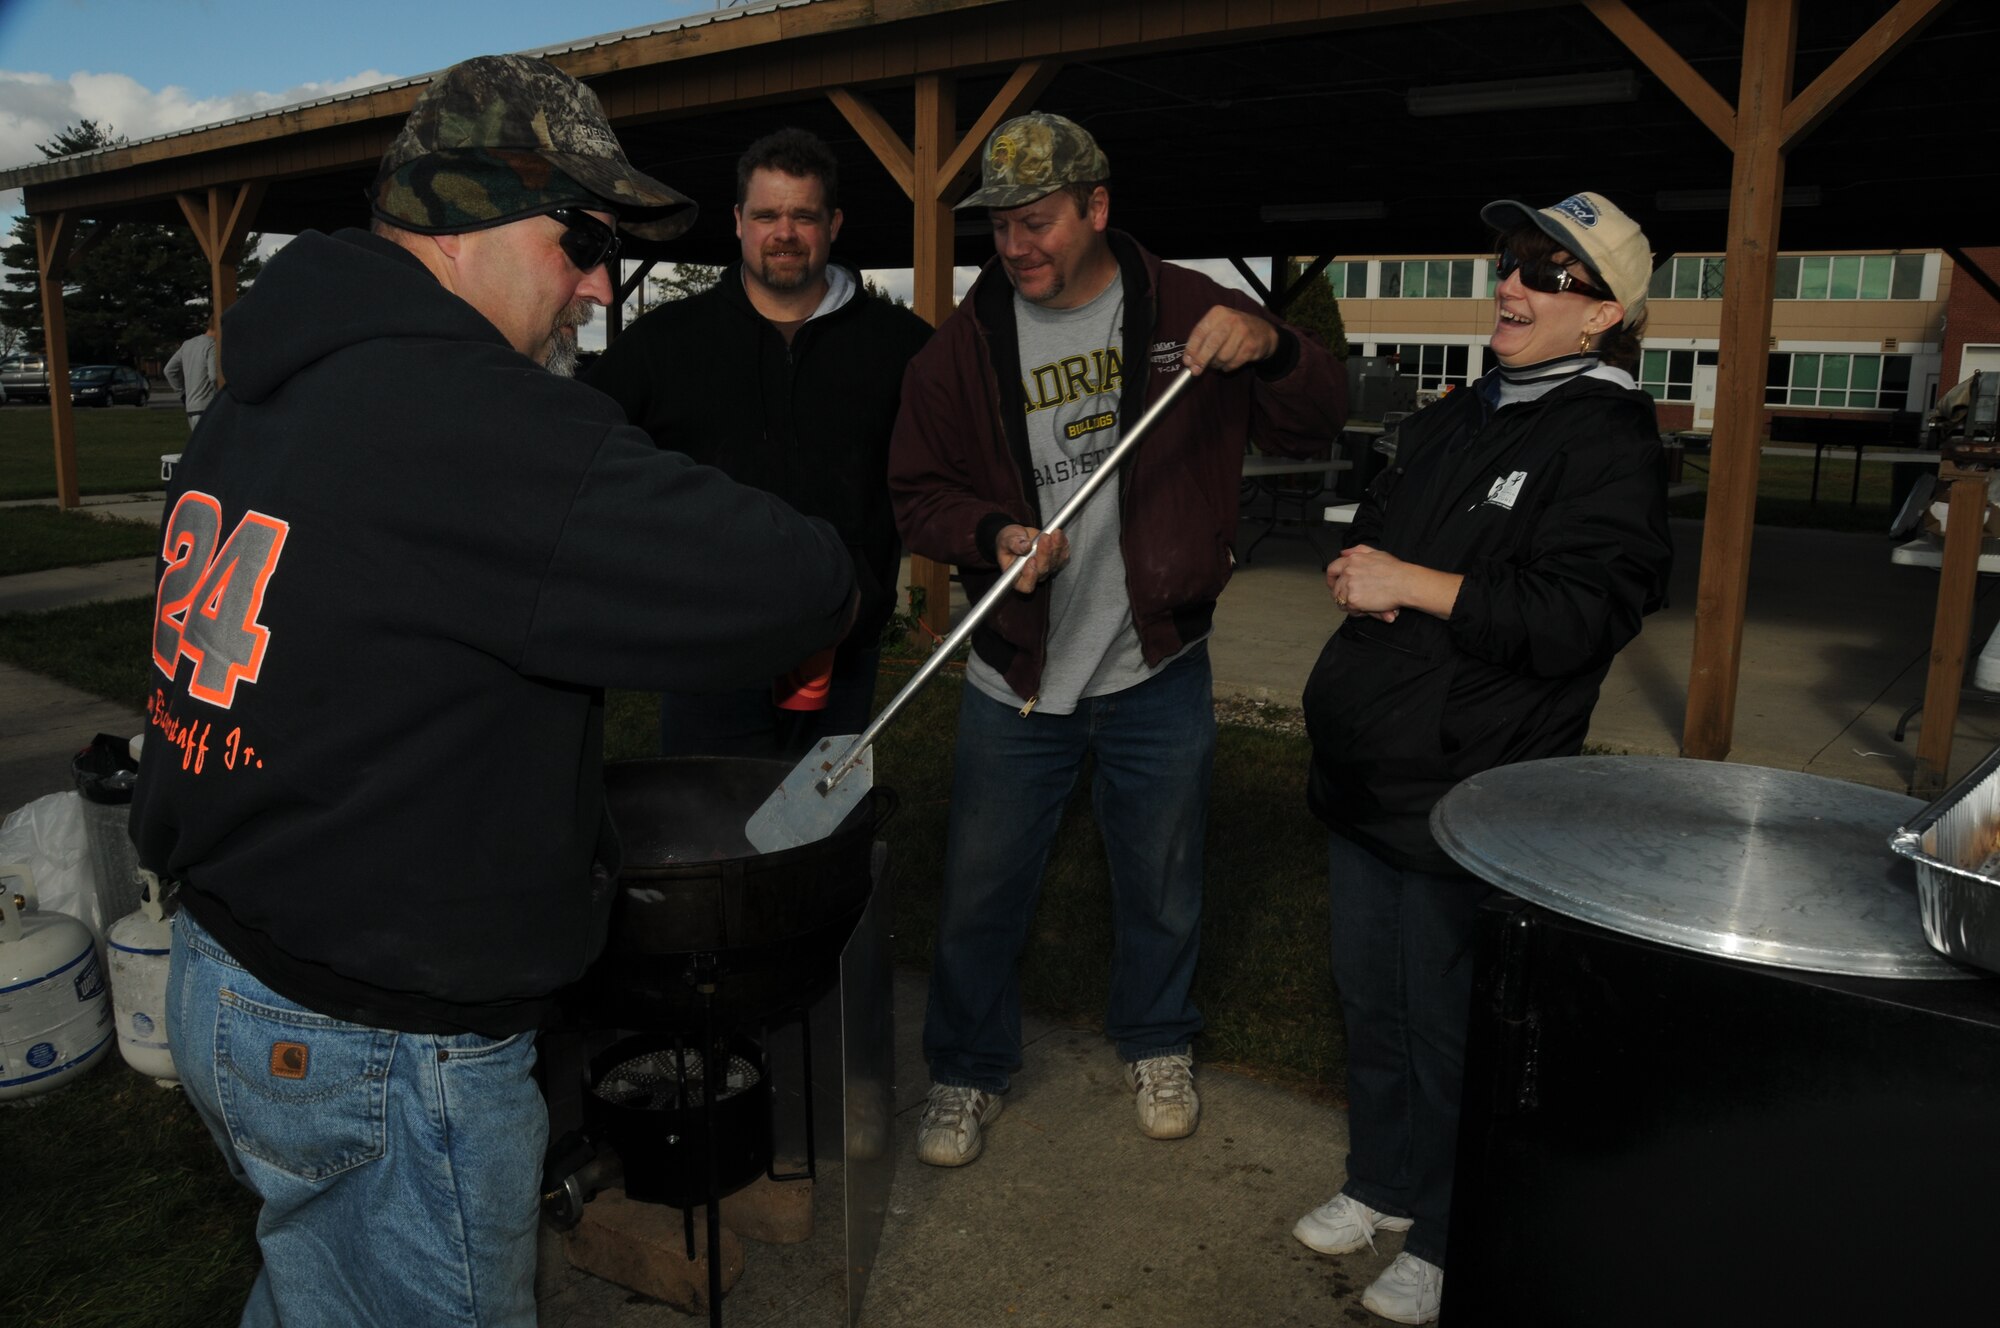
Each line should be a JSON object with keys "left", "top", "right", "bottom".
{"left": 1579, "top": 330, "right": 1594, "bottom": 354}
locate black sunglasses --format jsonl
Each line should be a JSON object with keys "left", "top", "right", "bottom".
{"left": 550, "top": 208, "right": 621, "bottom": 273}
{"left": 1496, "top": 247, "right": 1613, "bottom": 302}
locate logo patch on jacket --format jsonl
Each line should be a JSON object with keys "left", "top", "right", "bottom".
{"left": 270, "top": 1041, "right": 309, "bottom": 1079}
{"left": 1483, "top": 471, "right": 1529, "bottom": 510}
{"left": 1149, "top": 340, "right": 1184, "bottom": 372}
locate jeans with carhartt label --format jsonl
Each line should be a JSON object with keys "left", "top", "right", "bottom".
{"left": 168, "top": 909, "right": 545, "bottom": 1327}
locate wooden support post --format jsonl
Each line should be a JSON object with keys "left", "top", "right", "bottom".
{"left": 906, "top": 72, "right": 958, "bottom": 642}
{"left": 35, "top": 213, "right": 80, "bottom": 509}
{"left": 1912, "top": 463, "right": 1989, "bottom": 795}
{"left": 1680, "top": 0, "right": 1795, "bottom": 761}
{"left": 829, "top": 61, "right": 1060, "bottom": 643}
{"left": 177, "top": 183, "right": 266, "bottom": 373}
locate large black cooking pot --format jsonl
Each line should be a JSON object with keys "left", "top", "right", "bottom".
{"left": 563, "top": 756, "right": 893, "bottom": 1032}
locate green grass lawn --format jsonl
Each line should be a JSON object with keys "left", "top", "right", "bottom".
{"left": 0, "top": 506, "right": 159, "bottom": 575}
{"left": 1666, "top": 448, "right": 1904, "bottom": 533}
{"left": 0, "top": 405, "right": 184, "bottom": 500}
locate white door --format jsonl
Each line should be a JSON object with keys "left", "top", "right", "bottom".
{"left": 1692, "top": 364, "right": 1718, "bottom": 431}
{"left": 1962, "top": 344, "right": 2000, "bottom": 382}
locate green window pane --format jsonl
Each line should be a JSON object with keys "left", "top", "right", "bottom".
{"left": 1449, "top": 260, "right": 1473, "bottom": 299}
{"left": 1642, "top": 349, "right": 1667, "bottom": 385}
{"left": 1701, "top": 257, "right": 1727, "bottom": 299}
{"left": 1830, "top": 255, "right": 1861, "bottom": 299}
{"left": 1381, "top": 263, "right": 1402, "bottom": 298}
{"left": 1791, "top": 353, "right": 1820, "bottom": 388}
{"left": 1403, "top": 261, "right": 1424, "bottom": 298}
{"left": 1800, "top": 257, "right": 1829, "bottom": 299}
{"left": 1326, "top": 266, "right": 1345, "bottom": 299}
{"left": 1429, "top": 260, "right": 1451, "bottom": 297}
{"left": 1821, "top": 354, "right": 1850, "bottom": 390}
{"left": 1649, "top": 264, "right": 1673, "bottom": 299}
{"left": 1484, "top": 269, "right": 1497, "bottom": 298}
{"left": 1792, "top": 389, "right": 1818, "bottom": 406}
{"left": 1891, "top": 255, "right": 1924, "bottom": 300}
{"left": 1851, "top": 356, "right": 1881, "bottom": 391}
{"left": 1673, "top": 259, "right": 1701, "bottom": 299}
{"left": 1820, "top": 391, "right": 1846, "bottom": 409}
{"left": 1860, "top": 256, "right": 1892, "bottom": 300}
{"left": 1775, "top": 255, "right": 1801, "bottom": 300}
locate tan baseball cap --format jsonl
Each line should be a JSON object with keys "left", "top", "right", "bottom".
{"left": 1481, "top": 191, "right": 1653, "bottom": 324}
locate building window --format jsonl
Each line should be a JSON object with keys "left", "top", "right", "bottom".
{"left": 1323, "top": 260, "right": 1371, "bottom": 300}
{"left": 1640, "top": 349, "right": 1695, "bottom": 401}
{"left": 1772, "top": 254, "right": 1925, "bottom": 300}
{"left": 1646, "top": 256, "right": 1726, "bottom": 300}
{"left": 1376, "top": 342, "right": 1473, "bottom": 390}
{"left": 1764, "top": 352, "right": 1914, "bottom": 409}
{"left": 1379, "top": 259, "right": 1474, "bottom": 299}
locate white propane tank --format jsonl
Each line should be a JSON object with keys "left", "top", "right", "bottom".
{"left": 1, "top": 862, "right": 113, "bottom": 1102}
{"left": 108, "top": 871, "right": 176, "bottom": 1085}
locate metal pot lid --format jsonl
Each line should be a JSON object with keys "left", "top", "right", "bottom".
{"left": 1429, "top": 756, "right": 1975, "bottom": 980}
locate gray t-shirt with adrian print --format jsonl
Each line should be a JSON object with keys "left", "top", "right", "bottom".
{"left": 967, "top": 279, "right": 1173, "bottom": 714}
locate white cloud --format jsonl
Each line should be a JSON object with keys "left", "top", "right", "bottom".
{"left": 0, "top": 66, "right": 398, "bottom": 173}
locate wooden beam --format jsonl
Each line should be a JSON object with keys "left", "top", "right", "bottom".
{"left": 1229, "top": 256, "right": 1273, "bottom": 305}
{"left": 1912, "top": 463, "right": 1987, "bottom": 793}
{"left": 1583, "top": 0, "right": 1736, "bottom": 148}
{"left": 1681, "top": 0, "right": 1797, "bottom": 761}
{"left": 1781, "top": 0, "right": 1952, "bottom": 150}
{"left": 827, "top": 87, "right": 915, "bottom": 199}
{"left": 933, "top": 59, "right": 1062, "bottom": 201}
{"left": 1944, "top": 246, "right": 2000, "bottom": 308}
{"left": 34, "top": 213, "right": 81, "bottom": 510}
{"left": 907, "top": 71, "right": 958, "bottom": 642}
{"left": 1272, "top": 253, "right": 1336, "bottom": 314}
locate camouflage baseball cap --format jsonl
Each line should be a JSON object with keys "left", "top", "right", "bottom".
{"left": 372, "top": 54, "right": 695, "bottom": 242}
{"left": 954, "top": 112, "right": 1109, "bottom": 210}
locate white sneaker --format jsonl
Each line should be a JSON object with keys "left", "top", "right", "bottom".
{"left": 1127, "top": 1053, "right": 1199, "bottom": 1139}
{"left": 1361, "top": 1251, "right": 1442, "bottom": 1325}
{"left": 915, "top": 1083, "right": 1002, "bottom": 1167}
{"left": 1292, "top": 1192, "right": 1415, "bottom": 1255}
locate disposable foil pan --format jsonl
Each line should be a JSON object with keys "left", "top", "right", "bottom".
{"left": 1889, "top": 743, "right": 2000, "bottom": 976}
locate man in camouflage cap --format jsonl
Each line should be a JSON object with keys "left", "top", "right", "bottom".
{"left": 890, "top": 112, "right": 1347, "bottom": 1168}
{"left": 139, "top": 54, "right": 856, "bottom": 1328}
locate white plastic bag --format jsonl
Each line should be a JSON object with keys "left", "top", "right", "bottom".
{"left": 0, "top": 791, "right": 101, "bottom": 938}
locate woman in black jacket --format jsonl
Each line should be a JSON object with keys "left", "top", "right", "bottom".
{"left": 1292, "top": 193, "right": 1673, "bottom": 1325}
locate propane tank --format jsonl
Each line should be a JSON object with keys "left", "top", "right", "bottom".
{"left": 107, "top": 870, "right": 177, "bottom": 1085}
{"left": 1, "top": 863, "right": 113, "bottom": 1102}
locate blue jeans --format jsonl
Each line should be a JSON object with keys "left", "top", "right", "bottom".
{"left": 1325, "top": 832, "right": 1491, "bottom": 1269}
{"left": 169, "top": 909, "right": 546, "bottom": 1327}
{"left": 659, "top": 644, "right": 880, "bottom": 759}
{"left": 924, "top": 643, "right": 1215, "bottom": 1091}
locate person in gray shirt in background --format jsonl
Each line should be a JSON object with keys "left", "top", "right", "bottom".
{"left": 163, "top": 322, "right": 218, "bottom": 429}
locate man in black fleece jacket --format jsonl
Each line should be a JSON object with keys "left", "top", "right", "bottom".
{"left": 587, "top": 127, "right": 931, "bottom": 757}
{"left": 132, "top": 56, "right": 855, "bottom": 1328}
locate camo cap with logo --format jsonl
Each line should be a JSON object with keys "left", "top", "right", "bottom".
{"left": 372, "top": 54, "right": 696, "bottom": 242}
{"left": 955, "top": 112, "right": 1110, "bottom": 211}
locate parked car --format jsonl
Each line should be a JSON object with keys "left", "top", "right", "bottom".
{"left": 1, "top": 353, "right": 50, "bottom": 403}
{"left": 70, "top": 365, "right": 151, "bottom": 407}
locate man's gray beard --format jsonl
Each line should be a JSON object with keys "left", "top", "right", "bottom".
{"left": 754, "top": 254, "right": 820, "bottom": 292}
{"left": 544, "top": 301, "right": 595, "bottom": 377}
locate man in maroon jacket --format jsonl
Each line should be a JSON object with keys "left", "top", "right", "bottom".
{"left": 889, "top": 112, "right": 1347, "bottom": 1168}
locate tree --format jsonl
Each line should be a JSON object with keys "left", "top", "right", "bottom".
{"left": 1280, "top": 259, "right": 1349, "bottom": 361}
{"left": 862, "top": 275, "right": 911, "bottom": 309}
{"left": 0, "top": 120, "right": 261, "bottom": 366}
{"left": 642, "top": 262, "right": 724, "bottom": 311}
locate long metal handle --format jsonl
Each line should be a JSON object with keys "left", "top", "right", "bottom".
{"left": 815, "top": 368, "right": 1198, "bottom": 794}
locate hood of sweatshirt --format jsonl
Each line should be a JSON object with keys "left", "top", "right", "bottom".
{"left": 220, "top": 228, "right": 509, "bottom": 405}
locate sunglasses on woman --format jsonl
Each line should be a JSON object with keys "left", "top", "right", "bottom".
{"left": 550, "top": 208, "right": 621, "bottom": 273}
{"left": 1495, "top": 247, "right": 1613, "bottom": 302}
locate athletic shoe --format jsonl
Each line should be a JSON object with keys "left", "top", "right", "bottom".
{"left": 1127, "top": 1053, "right": 1199, "bottom": 1139}
{"left": 1361, "top": 1251, "right": 1442, "bottom": 1325}
{"left": 915, "top": 1083, "right": 1002, "bottom": 1167}
{"left": 1292, "top": 1192, "right": 1415, "bottom": 1256}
